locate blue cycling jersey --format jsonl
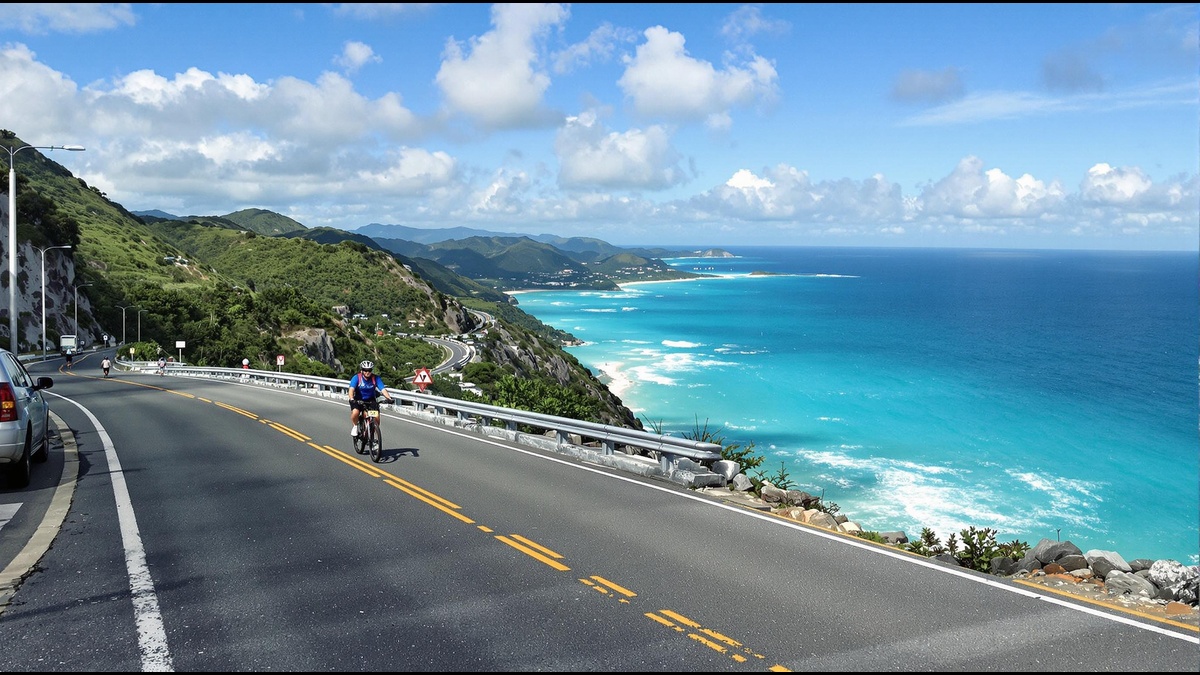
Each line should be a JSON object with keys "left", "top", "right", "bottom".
{"left": 350, "top": 373, "right": 387, "bottom": 400}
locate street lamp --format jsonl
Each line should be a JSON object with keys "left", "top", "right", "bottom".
{"left": 38, "top": 244, "right": 71, "bottom": 357}
{"left": 73, "top": 282, "right": 92, "bottom": 335}
{"left": 137, "top": 308, "right": 148, "bottom": 343}
{"left": 6, "top": 142, "right": 85, "bottom": 352}
{"left": 115, "top": 305, "right": 134, "bottom": 347}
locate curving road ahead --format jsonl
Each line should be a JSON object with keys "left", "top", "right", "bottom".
{"left": 0, "top": 350, "right": 1195, "bottom": 671}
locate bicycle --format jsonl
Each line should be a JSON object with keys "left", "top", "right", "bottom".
{"left": 352, "top": 399, "right": 384, "bottom": 463}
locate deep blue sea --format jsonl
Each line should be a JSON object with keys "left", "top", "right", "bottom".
{"left": 512, "top": 247, "right": 1199, "bottom": 564}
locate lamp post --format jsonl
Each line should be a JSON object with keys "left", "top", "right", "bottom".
{"left": 137, "top": 309, "right": 148, "bottom": 343}
{"left": 6, "top": 142, "right": 85, "bottom": 352}
{"left": 73, "top": 282, "right": 92, "bottom": 336}
{"left": 115, "top": 304, "right": 134, "bottom": 347}
{"left": 38, "top": 244, "right": 71, "bottom": 357}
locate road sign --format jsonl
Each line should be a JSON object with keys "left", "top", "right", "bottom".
{"left": 413, "top": 367, "right": 432, "bottom": 392}
{"left": 276, "top": 354, "right": 285, "bottom": 366}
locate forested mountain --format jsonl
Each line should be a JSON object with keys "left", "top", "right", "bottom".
{"left": 370, "top": 234, "right": 706, "bottom": 291}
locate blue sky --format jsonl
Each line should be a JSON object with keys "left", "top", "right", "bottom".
{"left": 0, "top": 3, "right": 1196, "bottom": 250}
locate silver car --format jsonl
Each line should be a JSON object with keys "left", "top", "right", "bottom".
{"left": 0, "top": 349, "right": 53, "bottom": 488}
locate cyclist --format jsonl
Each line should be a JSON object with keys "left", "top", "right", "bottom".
{"left": 101, "top": 357, "right": 111, "bottom": 377}
{"left": 348, "top": 360, "right": 394, "bottom": 437}
{"left": 157, "top": 356, "right": 167, "bottom": 376}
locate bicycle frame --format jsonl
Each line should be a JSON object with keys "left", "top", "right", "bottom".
{"left": 354, "top": 400, "right": 383, "bottom": 462}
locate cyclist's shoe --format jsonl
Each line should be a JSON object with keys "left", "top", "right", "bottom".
{"left": 350, "top": 425, "right": 359, "bottom": 437}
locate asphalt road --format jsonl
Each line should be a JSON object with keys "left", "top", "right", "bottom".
{"left": 0, "top": 350, "right": 1196, "bottom": 671}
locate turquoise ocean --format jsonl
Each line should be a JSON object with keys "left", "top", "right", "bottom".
{"left": 511, "top": 247, "right": 1199, "bottom": 564}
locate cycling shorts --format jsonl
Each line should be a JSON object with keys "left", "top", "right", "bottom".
{"left": 350, "top": 398, "right": 381, "bottom": 411}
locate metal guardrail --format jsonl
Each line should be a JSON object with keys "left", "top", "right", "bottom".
{"left": 121, "top": 360, "right": 727, "bottom": 487}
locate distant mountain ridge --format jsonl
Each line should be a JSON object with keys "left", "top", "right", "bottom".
{"left": 137, "top": 210, "right": 723, "bottom": 292}
{"left": 355, "top": 222, "right": 699, "bottom": 260}
{"left": 135, "top": 211, "right": 730, "bottom": 260}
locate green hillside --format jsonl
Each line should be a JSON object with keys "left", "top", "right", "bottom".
{"left": 3, "top": 130, "right": 640, "bottom": 427}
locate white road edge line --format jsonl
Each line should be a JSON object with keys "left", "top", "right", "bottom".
{"left": 51, "top": 393, "right": 175, "bottom": 672}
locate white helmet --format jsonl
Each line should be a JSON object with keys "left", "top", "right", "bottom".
{"left": 360, "top": 360, "right": 374, "bottom": 371}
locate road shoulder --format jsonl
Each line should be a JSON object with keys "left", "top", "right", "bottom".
{"left": 0, "top": 413, "right": 78, "bottom": 616}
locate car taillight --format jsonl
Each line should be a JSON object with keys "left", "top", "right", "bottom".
{"left": 0, "top": 383, "right": 16, "bottom": 422}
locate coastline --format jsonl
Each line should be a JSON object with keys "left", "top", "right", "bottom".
{"left": 595, "top": 361, "right": 633, "bottom": 399}
{"left": 505, "top": 271, "right": 769, "bottom": 297}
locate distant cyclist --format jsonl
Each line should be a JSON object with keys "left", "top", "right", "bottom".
{"left": 157, "top": 356, "right": 167, "bottom": 376}
{"left": 348, "top": 360, "right": 394, "bottom": 437}
{"left": 101, "top": 357, "right": 111, "bottom": 377}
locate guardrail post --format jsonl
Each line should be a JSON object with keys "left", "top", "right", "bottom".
{"left": 659, "top": 452, "right": 675, "bottom": 475}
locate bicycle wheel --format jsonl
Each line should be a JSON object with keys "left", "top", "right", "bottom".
{"left": 369, "top": 421, "right": 383, "bottom": 463}
{"left": 353, "top": 420, "right": 367, "bottom": 454}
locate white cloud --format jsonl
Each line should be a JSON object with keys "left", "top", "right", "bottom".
{"left": 1079, "top": 163, "right": 1152, "bottom": 205}
{"left": 552, "top": 22, "right": 636, "bottom": 74}
{"left": 335, "top": 41, "right": 382, "bottom": 74}
{"left": 0, "top": 3, "right": 136, "bottom": 35}
{"left": 901, "top": 79, "right": 1197, "bottom": 126}
{"left": 919, "top": 156, "right": 1066, "bottom": 218}
{"left": 617, "top": 25, "right": 778, "bottom": 123}
{"left": 555, "top": 111, "right": 685, "bottom": 190}
{"left": 720, "top": 4, "right": 790, "bottom": 44}
{"left": 435, "top": 2, "right": 568, "bottom": 129}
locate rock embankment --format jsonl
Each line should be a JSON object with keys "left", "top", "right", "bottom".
{"left": 704, "top": 473, "right": 1199, "bottom": 626}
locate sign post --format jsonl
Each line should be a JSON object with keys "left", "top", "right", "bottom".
{"left": 276, "top": 354, "right": 284, "bottom": 371}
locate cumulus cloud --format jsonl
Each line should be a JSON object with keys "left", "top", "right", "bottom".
{"left": 1079, "top": 163, "right": 1152, "bottom": 204}
{"left": 617, "top": 25, "right": 778, "bottom": 125}
{"left": 435, "top": 2, "right": 568, "bottom": 129}
{"left": 917, "top": 156, "right": 1066, "bottom": 219}
{"left": 555, "top": 111, "right": 685, "bottom": 190}
{"left": 691, "top": 165, "right": 906, "bottom": 224}
{"left": 335, "top": 41, "right": 382, "bottom": 74}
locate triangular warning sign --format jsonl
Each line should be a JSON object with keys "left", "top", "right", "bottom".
{"left": 414, "top": 368, "right": 432, "bottom": 391}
